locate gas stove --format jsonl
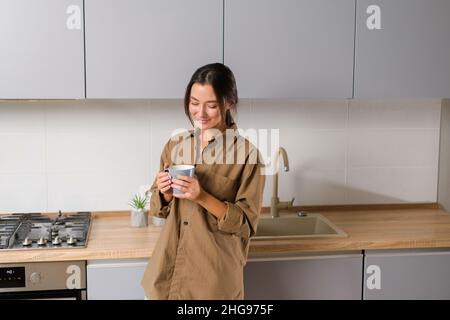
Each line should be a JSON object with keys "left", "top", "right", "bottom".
{"left": 0, "top": 211, "right": 91, "bottom": 250}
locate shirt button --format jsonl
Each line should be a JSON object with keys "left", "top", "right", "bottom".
{"left": 183, "top": 221, "right": 188, "bottom": 226}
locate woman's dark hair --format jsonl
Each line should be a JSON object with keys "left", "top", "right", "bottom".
{"left": 184, "top": 63, "right": 238, "bottom": 128}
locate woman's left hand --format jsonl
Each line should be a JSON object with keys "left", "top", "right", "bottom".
{"left": 171, "top": 175, "right": 203, "bottom": 201}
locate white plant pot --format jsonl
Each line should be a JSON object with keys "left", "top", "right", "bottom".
{"left": 131, "top": 209, "right": 148, "bottom": 227}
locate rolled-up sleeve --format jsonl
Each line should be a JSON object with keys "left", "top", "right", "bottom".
{"left": 217, "top": 150, "right": 265, "bottom": 239}
{"left": 149, "top": 141, "right": 173, "bottom": 219}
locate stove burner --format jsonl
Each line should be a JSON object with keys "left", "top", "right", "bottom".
{"left": 54, "top": 210, "right": 67, "bottom": 225}
{"left": 0, "top": 211, "right": 91, "bottom": 250}
{"left": 52, "top": 236, "right": 62, "bottom": 245}
{"left": 22, "top": 237, "right": 32, "bottom": 246}
{"left": 51, "top": 225, "right": 60, "bottom": 237}
{"left": 67, "top": 235, "right": 77, "bottom": 245}
{"left": 37, "top": 237, "right": 48, "bottom": 246}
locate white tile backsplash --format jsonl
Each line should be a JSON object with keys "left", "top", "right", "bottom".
{"left": 0, "top": 133, "right": 46, "bottom": 174}
{"left": 0, "top": 101, "right": 46, "bottom": 133}
{"left": 348, "top": 129, "right": 440, "bottom": 167}
{"left": 0, "top": 173, "right": 47, "bottom": 212}
{"left": 282, "top": 129, "right": 347, "bottom": 169}
{"left": 349, "top": 99, "right": 441, "bottom": 128}
{"left": 347, "top": 167, "right": 438, "bottom": 203}
{"left": 46, "top": 133, "right": 150, "bottom": 175}
{"left": 250, "top": 99, "right": 348, "bottom": 130}
{"left": 265, "top": 169, "right": 347, "bottom": 206}
{"left": 46, "top": 100, "right": 150, "bottom": 135}
{"left": 0, "top": 98, "right": 442, "bottom": 212}
{"left": 149, "top": 100, "right": 192, "bottom": 175}
{"left": 47, "top": 173, "right": 148, "bottom": 212}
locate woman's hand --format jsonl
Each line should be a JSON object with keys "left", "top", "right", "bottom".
{"left": 171, "top": 175, "right": 204, "bottom": 202}
{"left": 172, "top": 174, "right": 227, "bottom": 220}
{"left": 156, "top": 164, "right": 173, "bottom": 203}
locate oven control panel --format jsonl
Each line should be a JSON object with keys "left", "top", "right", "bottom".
{"left": 0, "top": 261, "right": 86, "bottom": 293}
{"left": 0, "top": 267, "right": 25, "bottom": 288}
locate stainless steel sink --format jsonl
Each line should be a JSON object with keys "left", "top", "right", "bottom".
{"left": 253, "top": 213, "right": 347, "bottom": 240}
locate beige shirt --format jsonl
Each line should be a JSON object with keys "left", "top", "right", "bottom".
{"left": 141, "top": 124, "right": 265, "bottom": 300}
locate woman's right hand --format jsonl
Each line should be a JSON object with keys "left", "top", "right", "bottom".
{"left": 157, "top": 163, "right": 173, "bottom": 203}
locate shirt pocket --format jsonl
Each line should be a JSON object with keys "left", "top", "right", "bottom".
{"left": 215, "top": 231, "right": 246, "bottom": 267}
{"left": 203, "top": 171, "right": 237, "bottom": 202}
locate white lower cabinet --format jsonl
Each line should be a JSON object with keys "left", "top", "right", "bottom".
{"left": 244, "top": 251, "right": 363, "bottom": 299}
{"left": 87, "top": 258, "right": 148, "bottom": 300}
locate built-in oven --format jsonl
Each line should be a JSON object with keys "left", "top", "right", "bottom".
{"left": 0, "top": 260, "right": 86, "bottom": 300}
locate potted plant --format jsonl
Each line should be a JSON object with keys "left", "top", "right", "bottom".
{"left": 129, "top": 194, "right": 149, "bottom": 227}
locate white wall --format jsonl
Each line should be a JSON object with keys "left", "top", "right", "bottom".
{"left": 0, "top": 98, "right": 441, "bottom": 213}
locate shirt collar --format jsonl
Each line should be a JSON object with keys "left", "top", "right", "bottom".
{"left": 189, "top": 123, "right": 238, "bottom": 142}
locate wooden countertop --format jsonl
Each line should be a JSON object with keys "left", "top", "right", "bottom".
{"left": 251, "top": 208, "right": 450, "bottom": 256}
{"left": 2, "top": 208, "right": 450, "bottom": 263}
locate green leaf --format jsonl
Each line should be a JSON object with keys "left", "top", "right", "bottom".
{"left": 129, "top": 194, "right": 148, "bottom": 210}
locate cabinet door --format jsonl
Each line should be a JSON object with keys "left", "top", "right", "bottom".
{"left": 0, "top": 0, "right": 85, "bottom": 99}
{"left": 224, "top": 0, "right": 355, "bottom": 99}
{"left": 87, "top": 259, "right": 148, "bottom": 300}
{"left": 364, "top": 249, "right": 450, "bottom": 300}
{"left": 355, "top": 0, "right": 450, "bottom": 98}
{"left": 244, "top": 252, "right": 363, "bottom": 299}
{"left": 85, "top": 0, "right": 223, "bottom": 98}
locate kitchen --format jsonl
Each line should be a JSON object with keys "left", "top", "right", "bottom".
{"left": 1, "top": 0, "right": 450, "bottom": 300}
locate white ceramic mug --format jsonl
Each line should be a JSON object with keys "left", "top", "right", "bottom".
{"left": 168, "top": 165, "right": 195, "bottom": 195}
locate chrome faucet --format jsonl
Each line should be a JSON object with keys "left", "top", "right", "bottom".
{"left": 270, "top": 147, "right": 295, "bottom": 218}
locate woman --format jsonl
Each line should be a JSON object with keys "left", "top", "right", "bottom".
{"left": 141, "top": 63, "right": 265, "bottom": 300}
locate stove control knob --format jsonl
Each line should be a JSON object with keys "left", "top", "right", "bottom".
{"left": 30, "top": 272, "right": 41, "bottom": 284}
{"left": 67, "top": 236, "right": 77, "bottom": 245}
{"left": 22, "top": 237, "right": 32, "bottom": 246}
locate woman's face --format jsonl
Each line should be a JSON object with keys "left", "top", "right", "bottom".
{"left": 189, "top": 83, "right": 228, "bottom": 130}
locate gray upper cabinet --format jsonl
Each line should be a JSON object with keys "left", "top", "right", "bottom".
{"left": 0, "top": 0, "right": 85, "bottom": 99}
{"left": 355, "top": 0, "right": 450, "bottom": 98}
{"left": 224, "top": 0, "right": 355, "bottom": 99}
{"left": 364, "top": 249, "right": 450, "bottom": 299}
{"left": 85, "top": 0, "right": 223, "bottom": 99}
